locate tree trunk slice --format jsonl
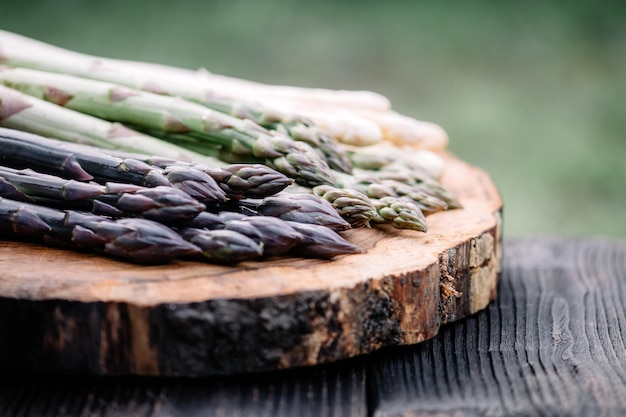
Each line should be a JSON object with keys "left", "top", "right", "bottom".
{"left": 0, "top": 152, "right": 502, "bottom": 376}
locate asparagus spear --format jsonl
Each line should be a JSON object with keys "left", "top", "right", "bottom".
{"left": 0, "top": 166, "right": 206, "bottom": 223}
{"left": 312, "top": 184, "right": 377, "bottom": 228}
{"left": 371, "top": 197, "right": 428, "bottom": 232}
{"left": 97, "top": 64, "right": 386, "bottom": 148}
{"left": 189, "top": 163, "right": 293, "bottom": 199}
{"left": 285, "top": 222, "right": 363, "bottom": 259}
{"left": 0, "top": 196, "right": 200, "bottom": 263}
{"left": 347, "top": 151, "right": 394, "bottom": 171}
{"left": 0, "top": 31, "right": 307, "bottom": 125}
{"left": 177, "top": 228, "right": 263, "bottom": 264}
{"left": 0, "top": 127, "right": 170, "bottom": 187}
{"left": 159, "top": 164, "right": 227, "bottom": 205}
{"left": 182, "top": 211, "right": 225, "bottom": 229}
{"left": 253, "top": 98, "right": 384, "bottom": 147}
{"left": 0, "top": 128, "right": 228, "bottom": 204}
{"left": 0, "top": 30, "right": 451, "bottom": 151}
{"left": 187, "top": 207, "right": 361, "bottom": 258}
{"left": 369, "top": 170, "right": 462, "bottom": 210}
{"left": 110, "top": 60, "right": 392, "bottom": 112}
{"left": 0, "top": 85, "right": 210, "bottom": 163}
{"left": 360, "top": 180, "right": 449, "bottom": 216}
{"left": 348, "top": 144, "right": 445, "bottom": 179}
{"left": 334, "top": 171, "right": 451, "bottom": 216}
{"left": 33, "top": 140, "right": 294, "bottom": 200}
{"left": 270, "top": 122, "right": 352, "bottom": 173}
{"left": 284, "top": 180, "right": 429, "bottom": 231}
{"left": 0, "top": 30, "right": 380, "bottom": 158}
{"left": 222, "top": 216, "right": 303, "bottom": 257}
{"left": 0, "top": 192, "right": 265, "bottom": 265}
{"left": 237, "top": 192, "right": 351, "bottom": 232}
{"left": 123, "top": 104, "right": 353, "bottom": 174}
{"left": 351, "top": 109, "right": 449, "bottom": 150}
{"left": 0, "top": 68, "right": 338, "bottom": 186}
{"left": 184, "top": 211, "right": 361, "bottom": 258}
{"left": 185, "top": 212, "right": 302, "bottom": 257}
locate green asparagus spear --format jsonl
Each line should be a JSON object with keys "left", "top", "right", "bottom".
{"left": 312, "top": 184, "right": 376, "bottom": 228}
{"left": 0, "top": 85, "right": 210, "bottom": 163}
{"left": 133, "top": 122, "right": 338, "bottom": 188}
{"left": 372, "top": 171, "right": 462, "bottom": 210}
{"left": 364, "top": 180, "right": 448, "bottom": 216}
{"left": 0, "top": 32, "right": 353, "bottom": 173}
{"left": 0, "top": 166, "right": 206, "bottom": 223}
{"left": 0, "top": 68, "right": 338, "bottom": 187}
{"left": 0, "top": 196, "right": 200, "bottom": 263}
{"left": 272, "top": 122, "right": 352, "bottom": 173}
{"left": 334, "top": 171, "right": 452, "bottom": 216}
{"left": 371, "top": 197, "right": 428, "bottom": 232}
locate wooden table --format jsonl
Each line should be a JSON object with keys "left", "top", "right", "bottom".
{"left": 1, "top": 236, "right": 625, "bottom": 416}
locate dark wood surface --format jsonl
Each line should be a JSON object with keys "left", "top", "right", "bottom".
{"left": 1, "top": 236, "right": 625, "bottom": 416}
{"left": 0, "top": 153, "right": 503, "bottom": 376}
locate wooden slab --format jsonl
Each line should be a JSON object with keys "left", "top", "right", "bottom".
{"left": 0, "top": 153, "right": 502, "bottom": 376}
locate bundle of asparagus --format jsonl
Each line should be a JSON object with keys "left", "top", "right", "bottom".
{"left": 0, "top": 29, "right": 447, "bottom": 150}
{"left": 0, "top": 30, "right": 463, "bottom": 264}
{"left": 0, "top": 128, "right": 361, "bottom": 263}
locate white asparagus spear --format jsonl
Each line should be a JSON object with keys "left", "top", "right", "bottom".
{"left": 259, "top": 98, "right": 447, "bottom": 150}
{"left": 111, "top": 61, "right": 392, "bottom": 112}
{"left": 351, "top": 110, "right": 449, "bottom": 150}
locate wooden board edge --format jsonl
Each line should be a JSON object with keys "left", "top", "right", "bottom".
{"left": 0, "top": 207, "right": 502, "bottom": 376}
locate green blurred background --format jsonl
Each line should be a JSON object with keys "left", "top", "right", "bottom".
{"left": 2, "top": 0, "right": 625, "bottom": 238}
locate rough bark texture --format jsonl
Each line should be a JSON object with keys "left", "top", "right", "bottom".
{"left": 0, "top": 153, "right": 502, "bottom": 376}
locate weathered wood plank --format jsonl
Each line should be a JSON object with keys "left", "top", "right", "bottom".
{"left": 368, "top": 237, "right": 626, "bottom": 417}
{"left": 0, "top": 360, "right": 367, "bottom": 417}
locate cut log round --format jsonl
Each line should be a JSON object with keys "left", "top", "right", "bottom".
{"left": 0, "top": 152, "right": 502, "bottom": 376}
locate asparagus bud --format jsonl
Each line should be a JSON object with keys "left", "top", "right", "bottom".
{"left": 372, "top": 197, "right": 428, "bottom": 232}
{"left": 161, "top": 164, "right": 227, "bottom": 205}
{"left": 273, "top": 123, "right": 353, "bottom": 174}
{"left": 286, "top": 222, "right": 363, "bottom": 259}
{"left": 313, "top": 185, "right": 376, "bottom": 228}
{"left": 199, "top": 163, "right": 293, "bottom": 199}
{"left": 223, "top": 216, "right": 303, "bottom": 257}
{"left": 177, "top": 228, "right": 263, "bottom": 264}
{"left": 240, "top": 192, "right": 351, "bottom": 232}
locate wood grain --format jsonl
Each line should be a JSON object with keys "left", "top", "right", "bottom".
{"left": 0, "top": 153, "right": 503, "bottom": 376}
{"left": 0, "top": 360, "right": 368, "bottom": 417}
{"left": 1, "top": 238, "right": 625, "bottom": 416}
{"left": 368, "top": 237, "right": 626, "bottom": 417}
